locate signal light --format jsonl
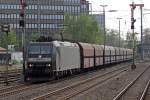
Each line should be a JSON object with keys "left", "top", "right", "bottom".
{"left": 19, "top": 20, "right": 25, "bottom": 27}
{"left": 81, "top": 0, "right": 86, "bottom": 4}
{"left": 131, "top": 25, "right": 134, "bottom": 29}
{"left": 1, "top": 24, "right": 10, "bottom": 33}
{"left": 46, "top": 64, "right": 51, "bottom": 67}
{"left": 27, "top": 77, "right": 31, "bottom": 81}
{"left": 20, "top": 12, "right": 24, "bottom": 17}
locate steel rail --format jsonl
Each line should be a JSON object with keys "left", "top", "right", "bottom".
{"left": 59, "top": 69, "right": 127, "bottom": 100}
{"left": 0, "top": 63, "right": 129, "bottom": 98}
{"left": 32, "top": 66, "right": 128, "bottom": 100}
{"left": 113, "top": 65, "right": 150, "bottom": 100}
{"left": 139, "top": 78, "right": 150, "bottom": 100}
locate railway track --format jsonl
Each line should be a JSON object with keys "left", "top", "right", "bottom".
{"left": 0, "top": 69, "right": 22, "bottom": 74}
{"left": 0, "top": 64, "right": 129, "bottom": 99}
{"left": 0, "top": 82, "right": 45, "bottom": 98}
{"left": 139, "top": 78, "right": 150, "bottom": 100}
{"left": 113, "top": 65, "right": 150, "bottom": 100}
{"left": 0, "top": 69, "right": 22, "bottom": 83}
{"left": 32, "top": 66, "right": 128, "bottom": 100}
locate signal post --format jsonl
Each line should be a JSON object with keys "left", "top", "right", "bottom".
{"left": 130, "top": 2, "right": 144, "bottom": 69}
{"left": 20, "top": 0, "right": 27, "bottom": 81}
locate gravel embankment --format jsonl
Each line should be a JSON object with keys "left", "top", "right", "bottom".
{"left": 70, "top": 63, "right": 150, "bottom": 100}
{"left": 117, "top": 65, "right": 150, "bottom": 100}
{"left": 1, "top": 63, "right": 130, "bottom": 100}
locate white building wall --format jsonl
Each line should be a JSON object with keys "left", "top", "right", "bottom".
{"left": 11, "top": 52, "right": 23, "bottom": 63}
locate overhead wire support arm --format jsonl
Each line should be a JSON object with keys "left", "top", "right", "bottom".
{"left": 100, "top": 5, "right": 107, "bottom": 66}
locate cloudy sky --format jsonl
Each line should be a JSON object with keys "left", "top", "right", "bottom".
{"left": 88, "top": 0, "right": 150, "bottom": 39}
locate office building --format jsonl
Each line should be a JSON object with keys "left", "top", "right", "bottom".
{"left": 0, "top": 0, "right": 89, "bottom": 39}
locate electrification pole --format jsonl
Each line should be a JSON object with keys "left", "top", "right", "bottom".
{"left": 140, "top": 5, "right": 144, "bottom": 60}
{"left": 100, "top": 5, "right": 107, "bottom": 66}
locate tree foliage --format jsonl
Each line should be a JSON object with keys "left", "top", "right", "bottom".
{"left": 63, "top": 13, "right": 103, "bottom": 44}
{"left": 125, "top": 31, "right": 138, "bottom": 49}
{"left": 143, "top": 28, "right": 150, "bottom": 44}
{"left": 18, "top": 32, "right": 40, "bottom": 50}
{"left": 0, "top": 30, "right": 40, "bottom": 50}
{"left": 0, "top": 30, "right": 19, "bottom": 49}
{"left": 105, "top": 29, "right": 125, "bottom": 47}
{"left": 28, "top": 32, "right": 40, "bottom": 42}
{"left": 106, "top": 29, "right": 119, "bottom": 47}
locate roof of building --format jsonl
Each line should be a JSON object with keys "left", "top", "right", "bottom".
{"left": 0, "top": 47, "right": 6, "bottom": 52}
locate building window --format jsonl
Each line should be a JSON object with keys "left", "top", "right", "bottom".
{"left": 0, "top": 4, "right": 20, "bottom": 9}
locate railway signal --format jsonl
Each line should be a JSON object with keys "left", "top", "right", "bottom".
{"left": 19, "top": 0, "right": 27, "bottom": 27}
{"left": 19, "top": 19, "right": 25, "bottom": 27}
{"left": 20, "top": 0, "right": 27, "bottom": 81}
{"left": 130, "top": 2, "right": 144, "bottom": 69}
{"left": 1, "top": 24, "right": 10, "bottom": 34}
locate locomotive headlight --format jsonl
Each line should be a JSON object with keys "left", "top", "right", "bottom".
{"left": 29, "top": 64, "right": 33, "bottom": 68}
{"left": 46, "top": 64, "right": 51, "bottom": 67}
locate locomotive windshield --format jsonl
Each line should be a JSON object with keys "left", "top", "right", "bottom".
{"left": 29, "top": 43, "right": 52, "bottom": 54}
{"left": 29, "top": 45, "right": 40, "bottom": 54}
{"left": 41, "top": 46, "right": 51, "bottom": 54}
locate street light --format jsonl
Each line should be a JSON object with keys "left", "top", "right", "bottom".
{"left": 108, "top": 10, "right": 118, "bottom": 12}
{"left": 140, "top": 6, "right": 144, "bottom": 61}
{"left": 89, "top": 10, "right": 118, "bottom": 13}
{"left": 100, "top": 5, "right": 107, "bottom": 66}
{"left": 117, "top": 18, "right": 122, "bottom": 48}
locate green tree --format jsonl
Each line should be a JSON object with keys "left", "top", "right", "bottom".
{"left": 125, "top": 31, "right": 138, "bottom": 49}
{"left": 23, "top": 32, "right": 41, "bottom": 49}
{"left": 29, "top": 32, "right": 40, "bottom": 42}
{"left": 106, "top": 29, "right": 119, "bottom": 46}
{"left": 105, "top": 29, "right": 125, "bottom": 47}
{"left": 143, "top": 28, "right": 150, "bottom": 44}
{"left": 0, "top": 30, "right": 19, "bottom": 49}
{"left": 63, "top": 13, "right": 103, "bottom": 44}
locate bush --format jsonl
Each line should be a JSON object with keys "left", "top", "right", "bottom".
{"left": 11, "top": 60, "right": 19, "bottom": 65}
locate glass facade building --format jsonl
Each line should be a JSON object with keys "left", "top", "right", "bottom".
{"left": 0, "top": 0, "right": 89, "bottom": 39}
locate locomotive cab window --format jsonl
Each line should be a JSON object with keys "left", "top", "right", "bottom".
{"left": 28, "top": 43, "right": 53, "bottom": 55}
{"left": 41, "top": 46, "right": 52, "bottom": 54}
{"left": 29, "top": 45, "right": 40, "bottom": 54}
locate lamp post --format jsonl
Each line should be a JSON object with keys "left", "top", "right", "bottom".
{"left": 100, "top": 5, "right": 107, "bottom": 66}
{"left": 140, "top": 6, "right": 144, "bottom": 61}
{"left": 117, "top": 18, "right": 122, "bottom": 47}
